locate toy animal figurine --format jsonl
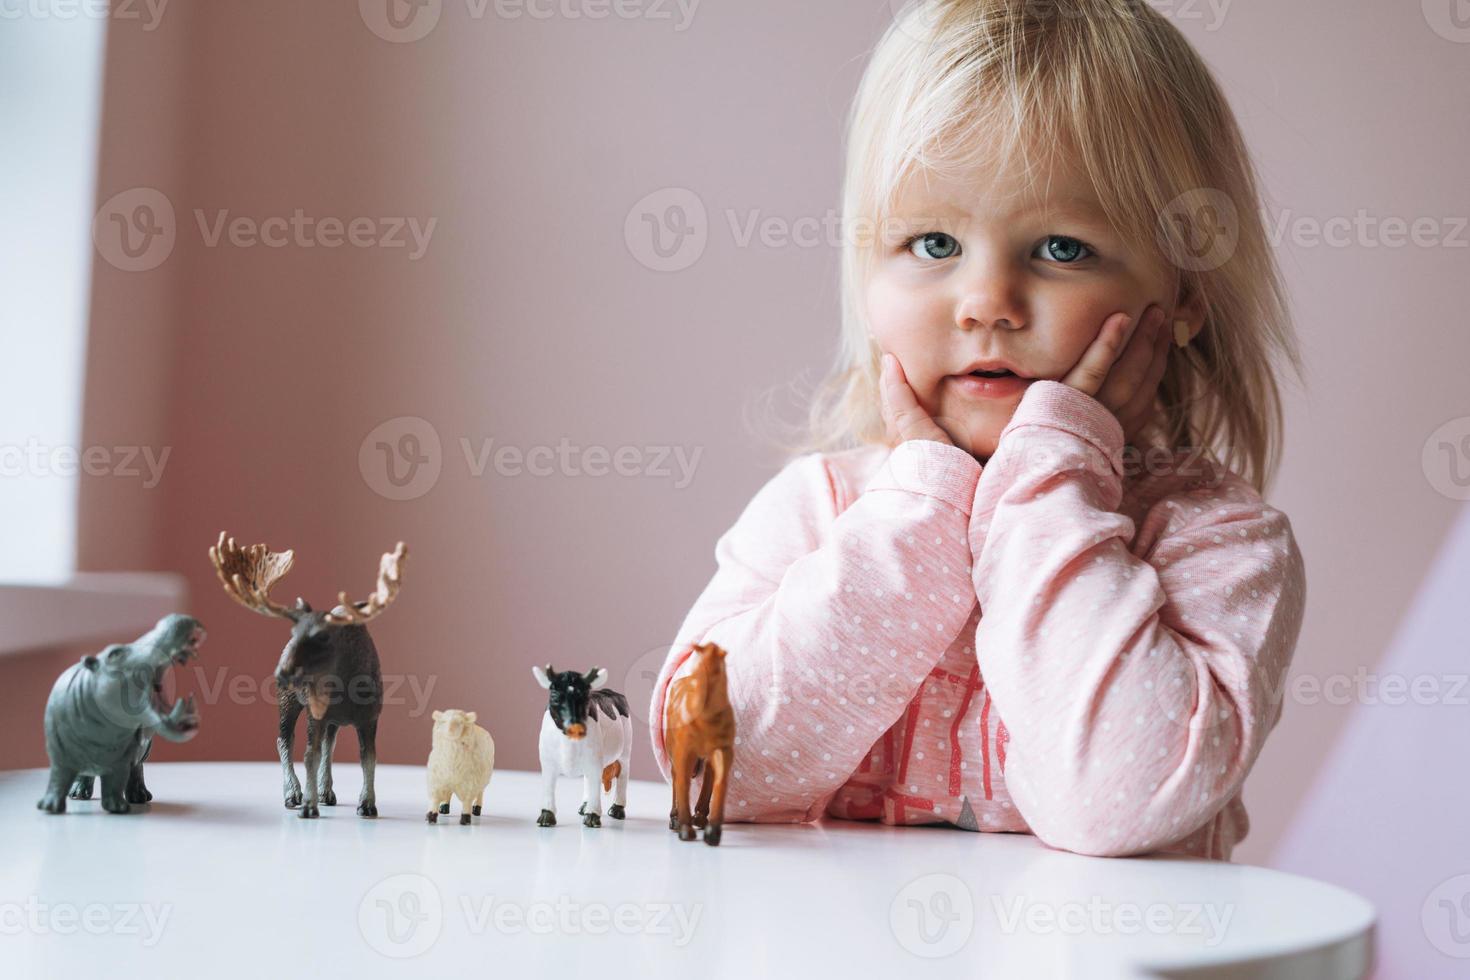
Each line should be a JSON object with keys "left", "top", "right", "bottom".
{"left": 209, "top": 532, "right": 406, "bottom": 819}
{"left": 666, "top": 641, "right": 735, "bottom": 845}
{"left": 426, "top": 709, "right": 495, "bottom": 825}
{"left": 532, "top": 665, "right": 631, "bottom": 828}
{"left": 36, "top": 614, "right": 203, "bottom": 815}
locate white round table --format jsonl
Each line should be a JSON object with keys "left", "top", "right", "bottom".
{"left": 0, "top": 763, "right": 1374, "bottom": 978}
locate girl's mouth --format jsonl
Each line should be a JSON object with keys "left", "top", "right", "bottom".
{"left": 950, "top": 371, "right": 1033, "bottom": 398}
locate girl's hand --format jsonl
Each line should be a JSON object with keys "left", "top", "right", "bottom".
{"left": 1060, "top": 304, "right": 1172, "bottom": 448}
{"left": 879, "top": 352, "right": 957, "bottom": 449}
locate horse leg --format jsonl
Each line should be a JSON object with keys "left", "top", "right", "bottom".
{"left": 704, "top": 746, "right": 732, "bottom": 846}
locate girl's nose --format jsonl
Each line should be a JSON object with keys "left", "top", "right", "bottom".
{"left": 953, "top": 257, "right": 1026, "bottom": 333}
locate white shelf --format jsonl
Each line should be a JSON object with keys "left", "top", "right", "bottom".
{"left": 0, "top": 573, "right": 187, "bottom": 656}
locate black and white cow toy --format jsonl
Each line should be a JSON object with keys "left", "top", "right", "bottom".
{"left": 532, "top": 665, "right": 632, "bottom": 828}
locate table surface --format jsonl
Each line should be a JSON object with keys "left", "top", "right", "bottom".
{"left": 0, "top": 763, "right": 1374, "bottom": 979}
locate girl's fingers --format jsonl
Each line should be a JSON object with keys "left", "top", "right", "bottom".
{"left": 1101, "top": 306, "right": 1167, "bottom": 409}
{"left": 881, "top": 354, "right": 953, "bottom": 446}
{"left": 1062, "top": 312, "right": 1137, "bottom": 397}
{"left": 1123, "top": 319, "right": 1170, "bottom": 417}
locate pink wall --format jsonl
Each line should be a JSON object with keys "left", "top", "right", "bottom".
{"left": 8, "top": 2, "right": 1466, "bottom": 905}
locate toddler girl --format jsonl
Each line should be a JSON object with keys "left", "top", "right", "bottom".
{"left": 648, "top": 0, "right": 1306, "bottom": 860}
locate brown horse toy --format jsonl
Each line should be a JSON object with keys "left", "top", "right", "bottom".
{"left": 666, "top": 641, "right": 735, "bottom": 845}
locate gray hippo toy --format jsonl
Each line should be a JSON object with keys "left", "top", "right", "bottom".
{"left": 37, "top": 613, "right": 204, "bottom": 814}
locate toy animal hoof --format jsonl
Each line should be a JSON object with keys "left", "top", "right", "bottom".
{"left": 357, "top": 802, "right": 378, "bottom": 818}
{"left": 472, "top": 805, "right": 482, "bottom": 816}
{"left": 125, "top": 785, "right": 153, "bottom": 805}
{"left": 582, "top": 812, "right": 601, "bottom": 828}
{"left": 284, "top": 789, "right": 303, "bottom": 809}
{"left": 426, "top": 810, "right": 438, "bottom": 823}
{"left": 299, "top": 803, "right": 320, "bottom": 819}
{"left": 669, "top": 813, "right": 679, "bottom": 831}
{"left": 536, "top": 809, "right": 556, "bottom": 827}
{"left": 321, "top": 789, "right": 337, "bottom": 806}
{"left": 37, "top": 794, "right": 66, "bottom": 814}
{"left": 439, "top": 802, "right": 450, "bottom": 814}
{"left": 608, "top": 804, "right": 625, "bottom": 820}
{"left": 459, "top": 813, "right": 471, "bottom": 826}
{"left": 102, "top": 799, "right": 132, "bottom": 815}
{"left": 692, "top": 813, "right": 708, "bottom": 828}
{"left": 677, "top": 823, "right": 697, "bottom": 842}
{"left": 704, "top": 825, "right": 722, "bottom": 846}
{"left": 578, "top": 801, "right": 587, "bottom": 815}
{"left": 68, "top": 778, "right": 94, "bottom": 800}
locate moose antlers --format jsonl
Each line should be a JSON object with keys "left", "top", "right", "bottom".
{"left": 209, "top": 532, "right": 298, "bottom": 619}
{"left": 209, "top": 532, "right": 408, "bottom": 626}
{"left": 323, "top": 542, "right": 408, "bottom": 626}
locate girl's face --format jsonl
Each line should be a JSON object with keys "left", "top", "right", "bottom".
{"left": 864, "top": 150, "right": 1185, "bottom": 461}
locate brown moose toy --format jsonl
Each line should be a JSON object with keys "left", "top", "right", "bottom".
{"left": 665, "top": 641, "right": 735, "bottom": 845}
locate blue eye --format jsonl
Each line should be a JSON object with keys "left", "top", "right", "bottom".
{"left": 1037, "top": 235, "right": 1093, "bottom": 263}
{"left": 906, "top": 232, "right": 960, "bottom": 261}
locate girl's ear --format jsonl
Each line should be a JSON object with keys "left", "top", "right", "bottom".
{"left": 1170, "top": 280, "right": 1208, "bottom": 348}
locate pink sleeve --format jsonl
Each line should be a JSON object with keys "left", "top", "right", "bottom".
{"left": 968, "top": 381, "right": 1307, "bottom": 857}
{"left": 647, "top": 440, "right": 982, "bottom": 822}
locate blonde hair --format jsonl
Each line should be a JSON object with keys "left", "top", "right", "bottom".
{"left": 768, "top": 0, "right": 1304, "bottom": 495}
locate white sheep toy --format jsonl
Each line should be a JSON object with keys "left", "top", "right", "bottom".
{"left": 426, "top": 709, "right": 495, "bottom": 825}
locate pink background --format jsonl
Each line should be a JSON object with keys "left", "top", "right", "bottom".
{"left": 4, "top": 3, "right": 1468, "bottom": 967}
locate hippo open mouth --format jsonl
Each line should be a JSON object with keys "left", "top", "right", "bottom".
{"left": 150, "top": 626, "right": 204, "bottom": 731}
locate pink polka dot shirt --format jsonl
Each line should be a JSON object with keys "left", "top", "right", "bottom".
{"left": 648, "top": 381, "right": 1306, "bottom": 860}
